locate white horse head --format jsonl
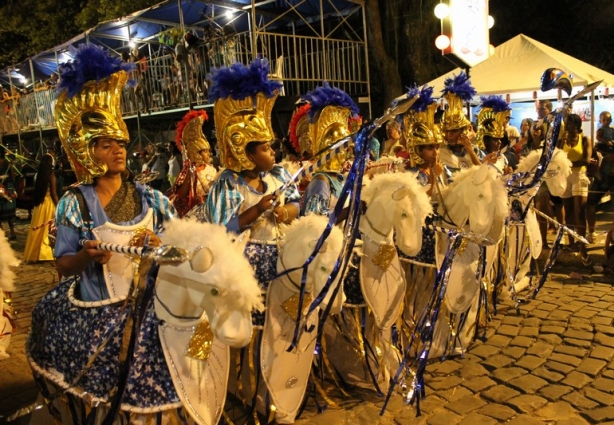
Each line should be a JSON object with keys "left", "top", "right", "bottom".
{"left": 439, "top": 164, "right": 509, "bottom": 242}
{"left": 360, "top": 172, "right": 433, "bottom": 256}
{"left": 278, "top": 214, "right": 344, "bottom": 310}
{"left": 516, "top": 148, "right": 572, "bottom": 197}
{"left": 156, "top": 218, "right": 264, "bottom": 347}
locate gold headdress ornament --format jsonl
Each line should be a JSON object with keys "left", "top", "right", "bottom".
{"left": 176, "top": 110, "right": 210, "bottom": 165}
{"left": 289, "top": 82, "right": 359, "bottom": 172}
{"left": 475, "top": 95, "right": 510, "bottom": 149}
{"left": 440, "top": 72, "right": 476, "bottom": 132}
{"left": 208, "top": 58, "right": 282, "bottom": 172}
{"left": 402, "top": 85, "right": 443, "bottom": 165}
{"left": 55, "top": 44, "right": 133, "bottom": 184}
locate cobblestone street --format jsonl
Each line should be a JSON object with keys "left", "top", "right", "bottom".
{"left": 2, "top": 206, "right": 614, "bottom": 424}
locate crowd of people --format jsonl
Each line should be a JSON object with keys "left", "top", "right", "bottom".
{"left": 1, "top": 44, "right": 613, "bottom": 424}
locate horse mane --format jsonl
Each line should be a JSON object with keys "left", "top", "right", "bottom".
{"left": 516, "top": 150, "right": 542, "bottom": 173}
{"left": 161, "top": 217, "right": 263, "bottom": 312}
{"left": 363, "top": 172, "right": 432, "bottom": 221}
{"left": 281, "top": 214, "right": 343, "bottom": 257}
{"left": 442, "top": 165, "right": 508, "bottom": 228}
{"left": 516, "top": 148, "right": 571, "bottom": 174}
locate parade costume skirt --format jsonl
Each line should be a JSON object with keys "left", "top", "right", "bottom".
{"left": 27, "top": 277, "right": 180, "bottom": 410}
{"left": 244, "top": 241, "right": 278, "bottom": 327}
{"left": 23, "top": 193, "right": 55, "bottom": 262}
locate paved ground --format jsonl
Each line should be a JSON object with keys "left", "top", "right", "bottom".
{"left": 1, "top": 206, "right": 614, "bottom": 424}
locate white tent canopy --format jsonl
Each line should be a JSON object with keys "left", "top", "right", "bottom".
{"left": 427, "top": 34, "right": 614, "bottom": 102}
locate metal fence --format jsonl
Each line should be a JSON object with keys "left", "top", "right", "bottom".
{"left": 1, "top": 31, "right": 368, "bottom": 135}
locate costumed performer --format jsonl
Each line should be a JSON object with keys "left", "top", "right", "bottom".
{"left": 439, "top": 72, "right": 482, "bottom": 174}
{"left": 166, "top": 109, "right": 218, "bottom": 217}
{"left": 23, "top": 153, "right": 59, "bottom": 262}
{"left": 27, "top": 44, "right": 184, "bottom": 423}
{"left": 187, "top": 57, "right": 300, "bottom": 417}
{"left": 292, "top": 82, "right": 359, "bottom": 220}
{"left": 190, "top": 57, "right": 300, "bottom": 312}
{"left": 399, "top": 84, "right": 450, "bottom": 358}
{"left": 475, "top": 95, "right": 514, "bottom": 174}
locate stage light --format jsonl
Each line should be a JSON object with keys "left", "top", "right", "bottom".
{"left": 435, "top": 35, "right": 451, "bottom": 50}
{"left": 434, "top": 3, "right": 449, "bottom": 19}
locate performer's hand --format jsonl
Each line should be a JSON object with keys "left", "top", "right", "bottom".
{"left": 273, "top": 206, "right": 289, "bottom": 223}
{"left": 81, "top": 240, "right": 112, "bottom": 265}
{"left": 459, "top": 133, "right": 474, "bottom": 151}
{"left": 432, "top": 161, "right": 444, "bottom": 177}
{"left": 132, "top": 229, "right": 162, "bottom": 247}
{"left": 256, "top": 194, "right": 276, "bottom": 213}
{"left": 482, "top": 152, "right": 498, "bottom": 164}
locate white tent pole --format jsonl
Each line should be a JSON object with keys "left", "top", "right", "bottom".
{"left": 590, "top": 89, "right": 595, "bottom": 143}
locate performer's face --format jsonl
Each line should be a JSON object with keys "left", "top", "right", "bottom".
{"left": 419, "top": 144, "right": 439, "bottom": 165}
{"left": 445, "top": 128, "right": 463, "bottom": 145}
{"left": 247, "top": 141, "right": 276, "bottom": 172}
{"left": 94, "top": 137, "right": 127, "bottom": 175}
{"left": 199, "top": 149, "right": 211, "bottom": 165}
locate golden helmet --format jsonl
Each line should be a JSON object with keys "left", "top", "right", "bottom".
{"left": 403, "top": 85, "right": 443, "bottom": 165}
{"left": 289, "top": 83, "right": 358, "bottom": 172}
{"left": 440, "top": 72, "right": 476, "bottom": 132}
{"left": 475, "top": 95, "right": 510, "bottom": 149}
{"left": 209, "top": 58, "right": 282, "bottom": 172}
{"left": 176, "top": 110, "right": 210, "bottom": 165}
{"left": 55, "top": 44, "right": 133, "bottom": 184}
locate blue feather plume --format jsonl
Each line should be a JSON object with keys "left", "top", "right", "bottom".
{"left": 442, "top": 72, "right": 476, "bottom": 101}
{"left": 479, "top": 95, "right": 510, "bottom": 112}
{"left": 57, "top": 44, "right": 134, "bottom": 99}
{"left": 208, "top": 57, "right": 283, "bottom": 103}
{"left": 300, "top": 81, "right": 359, "bottom": 121}
{"left": 406, "top": 84, "right": 435, "bottom": 112}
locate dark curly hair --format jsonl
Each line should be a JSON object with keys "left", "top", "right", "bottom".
{"left": 33, "top": 155, "right": 54, "bottom": 207}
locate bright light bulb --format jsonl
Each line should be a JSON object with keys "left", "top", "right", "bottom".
{"left": 434, "top": 3, "right": 449, "bottom": 19}
{"left": 435, "top": 35, "right": 451, "bottom": 50}
{"left": 128, "top": 41, "right": 136, "bottom": 48}
{"left": 225, "top": 10, "right": 235, "bottom": 18}
{"left": 488, "top": 15, "right": 495, "bottom": 29}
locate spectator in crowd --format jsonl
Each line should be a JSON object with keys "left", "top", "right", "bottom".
{"left": 146, "top": 144, "right": 169, "bottom": 191}
{"left": 382, "top": 120, "right": 402, "bottom": 157}
{"left": 167, "top": 142, "right": 182, "bottom": 186}
{"left": 558, "top": 113, "right": 591, "bottom": 264}
{"left": 586, "top": 111, "right": 614, "bottom": 243}
{"left": 23, "top": 153, "right": 59, "bottom": 262}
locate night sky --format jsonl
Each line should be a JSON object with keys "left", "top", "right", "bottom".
{"left": 488, "top": 0, "right": 614, "bottom": 74}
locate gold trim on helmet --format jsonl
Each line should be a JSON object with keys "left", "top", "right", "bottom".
{"left": 294, "top": 113, "right": 312, "bottom": 158}
{"left": 214, "top": 92, "right": 277, "bottom": 172}
{"left": 475, "top": 108, "right": 507, "bottom": 150}
{"left": 310, "top": 105, "right": 352, "bottom": 172}
{"left": 440, "top": 92, "right": 471, "bottom": 132}
{"left": 404, "top": 102, "right": 443, "bottom": 165}
{"left": 182, "top": 115, "right": 211, "bottom": 165}
{"left": 55, "top": 71, "right": 130, "bottom": 184}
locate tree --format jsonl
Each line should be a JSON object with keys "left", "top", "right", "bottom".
{"left": 364, "top": 0, "right": 453, "bottom": 115}
{"left": 0, "top": 0, "right": 160, "bottom": 70}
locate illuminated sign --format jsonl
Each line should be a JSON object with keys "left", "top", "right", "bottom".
{"left": 439, "top": 0, "right": 490, "bottom": 68}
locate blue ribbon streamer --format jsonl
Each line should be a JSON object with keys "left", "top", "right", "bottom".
{"left": 278, "top": 124, "right": 372, "bottom": 352}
